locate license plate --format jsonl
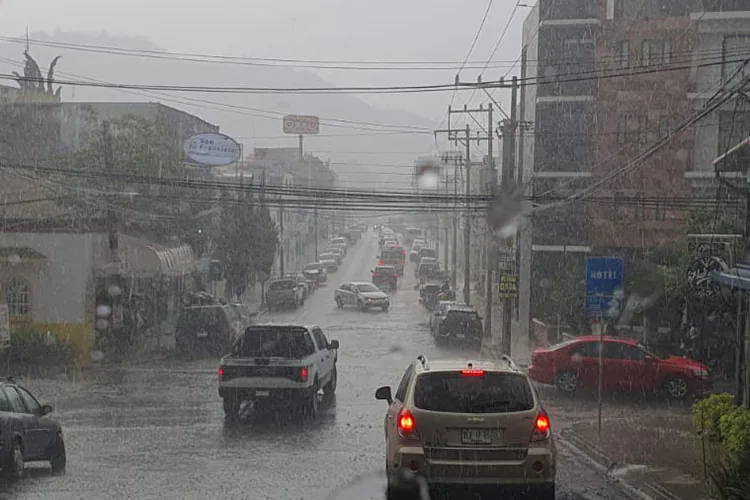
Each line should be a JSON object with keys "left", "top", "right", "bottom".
{"left": 255, "top": 390, "right": 270, "bottom": 397}
{"left": 461, "top": 429, "right": 492, "bottom": 445}
{"left": 456, "top": 334, "right": 466, "bottom": 339}
{"left": 196, "top": 331, "right": 208, "bottom": 338}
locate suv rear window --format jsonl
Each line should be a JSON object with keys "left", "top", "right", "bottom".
{"left": 413, "top": 372, "right": 534, "bottom": 414}
{"left": 269, "top": 280, "right": 295, "bottom": 290}
{"left": 236, "top": 326, "right": 315, "bottom": 358}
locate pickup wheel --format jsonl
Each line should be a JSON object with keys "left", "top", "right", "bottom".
{"left": 223, "top": 395, "right": 241, "bottom": 421}
{"left": 324, "top": 367, "right": 337, "bottom": 395}
{"left": 305, "top": 380, "right": 320, "bottom": 418}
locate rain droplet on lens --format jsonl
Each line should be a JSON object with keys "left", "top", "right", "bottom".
{"left": 107, "top": 285, "right": 122, "bottom": 297}
{"left": 96, "top": 318, "right": 109, "bottom": 331}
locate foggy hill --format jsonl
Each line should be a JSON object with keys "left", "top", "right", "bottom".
{"left": 0, "top": 31, "right": 435, "bottom": 189}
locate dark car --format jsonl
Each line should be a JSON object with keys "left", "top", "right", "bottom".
{"left": 371, "top": 265, "right": 398, "bottom": 290}
{"left": 176, "top": 304, "right": 250, "bottom": 357}
{"left": 0, "top": 379, "right": 66, "bottom": 479}
{"left": 432, "top": 305, "right": 483, "bottom": 347}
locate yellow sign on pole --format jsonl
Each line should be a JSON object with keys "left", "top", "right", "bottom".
{"left": 498, "top": 273, "right": 517, "bottom": 299}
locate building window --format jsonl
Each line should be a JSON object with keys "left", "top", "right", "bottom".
{"left": 613, "top": 0, "right": 624, "bottom": 18}
{"left": 5, "top": 278, "right": 30, "bottom": 318}
{"left": 722, "top": 35, "right": 750, "bottom": 84}
{"left": 637, "top": 115, "right": 649, "bottom": 147}
{"left": 617, "top": 113, "right": 636, "bottom": 144}
{"left": 618, "top": 41, "right": 630, "bottom": 68}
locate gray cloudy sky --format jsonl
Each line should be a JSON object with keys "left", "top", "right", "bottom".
{"left": 0, "top": 0, "right": 525, "bottom": 120}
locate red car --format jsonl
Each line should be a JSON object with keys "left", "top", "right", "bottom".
{"left": 527, "top": 336, "right": 711, "bottom": 399}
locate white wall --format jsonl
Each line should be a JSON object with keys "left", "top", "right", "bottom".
{"left": 0, "top": 233, "right": 94, "bottom": 323}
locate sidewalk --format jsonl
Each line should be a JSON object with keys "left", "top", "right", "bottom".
{"left": 560, "top": 413, "right": 708, "bottom": 500}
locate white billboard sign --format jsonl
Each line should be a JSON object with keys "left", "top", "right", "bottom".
{"left": 283, "top": 115, "right": 320, "bottom": 135}
{"left": 183, "top": 132, "right": 242, "bottom": 166}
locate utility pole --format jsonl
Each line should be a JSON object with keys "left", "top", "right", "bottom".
{"left": 102, "top": 121, "right": 123, "bottom": 355}
{"left": 279, "top": 196, "right": 285, "bottom": 276}
{"left": 436, "top": 99, "right": 496, "bottom": 306}
{"left": 500, "top": 77, "right": 520, "bottom": 356}
{"left": 483, "top": 103, "right": 496, "bottom": 346}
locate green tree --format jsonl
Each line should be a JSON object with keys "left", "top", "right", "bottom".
{"left": 215, "top": 189, "right": 256, "bottom": 301}
{"left": 61, "top": 114, "right": 212, "bottom": 254}
{"left": 250, "top": 190, "right": 279, "bottom": 302}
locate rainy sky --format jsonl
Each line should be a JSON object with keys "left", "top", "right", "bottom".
{"left": 0, "top": 0, "right": 523, "bottom": 119}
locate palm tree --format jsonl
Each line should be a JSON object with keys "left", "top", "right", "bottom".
{"left": 11, "top": 51, "right": 62, "bottom": 99}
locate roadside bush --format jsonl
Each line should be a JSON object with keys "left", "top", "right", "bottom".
{"left": 692, "top": 394, "right": 750, "bottom": 500}
{"left": 719, "top": 407, "right": 750, "bottom": 457}
{"left": 692, "top": 393, "right": 736, "bottom": 442}
{"left": 6, "top": 328, "right": 74, "bottom": 367}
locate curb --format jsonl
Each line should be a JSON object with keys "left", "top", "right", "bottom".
{"left": 558, "top": 429, "right": 687, "bottom": 500}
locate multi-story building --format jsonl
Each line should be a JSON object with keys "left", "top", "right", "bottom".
{"left": 517, "top": 0, "right": 749, "bottom": 336}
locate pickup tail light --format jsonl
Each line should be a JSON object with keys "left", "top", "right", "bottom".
{"left": 218, "top": 366, "right": 224, "bottom": 381}
{"left": 299, "top": 367, "right": 309, "bottom": 383}
{"left": 397, "top": 408, "right": 420, "bottom": 440}
{"left": 531, "top": 410, "right": 551, "bottom": 442}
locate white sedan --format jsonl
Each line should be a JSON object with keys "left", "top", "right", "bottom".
{"left": 334, "top": 281, "right": 390, "bottom": 311}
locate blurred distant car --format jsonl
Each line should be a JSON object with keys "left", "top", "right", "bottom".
{"left": 371, "top": 265, "right": 398, "bottom": 291}
{"left": 527, "top": 336, "right": 712, "bottom": 399}
{"left": 304, "top": 262, "right": 327, "bottom": 284}
{"left": 266, "top": 278, "right": 305, "bottom": 311}
{"left": 431, "top": 304, "right": 483, "bottom": 347}
{"left": 325, "top": 247, "right": 345, "bottom": 262}
{"left": 429, "top": 300, "right": 457, "bottom": 330}
{"left": 320, "top": 251, "right": 342, "bottom": 265}
{"left": 320, "top": 259, "right": 339, "bottom": 273}
{"left": 176, "top": 303, "right": 253, "bottom": 356}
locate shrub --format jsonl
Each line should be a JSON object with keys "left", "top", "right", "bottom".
{"left": 692, "top": 393, "right": 736, "bottom": 442}
{"left": 6, "top": 328, "right": 74, "bottom": 367}
{"left": 719, "top": 407, "right": 750, "bottom": 457}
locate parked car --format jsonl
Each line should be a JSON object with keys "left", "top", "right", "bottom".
{"left": 304, "top": 262, "right": 327, "bottom": 284}
{"left": 320, "top": 251, "right": 342, "bottom": 265}
{"left": 266, "top": 278, "right": 305, "bottom": 311}
{"left": 320, "top": 259, "right": 339, "bottom": 273}
{"left": 527, "top": 336, "right": 712, "bottom": 399}
{"left": 176, "top": 303, "right": 254, "bottom": 356}
{"left": 429, "top": 300, "right": 457, "bottom": 330}
{"left": 0, "top": 379, "right": 66, "bottom": 479}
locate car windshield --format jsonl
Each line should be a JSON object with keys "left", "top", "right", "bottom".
{"left": 304, "top": 263, "right": 322, "bottom": 271}
{"left": 269, "top": 280, "right": 295, "bottom": 290}
{"left": 375, "top": 267, "right": 394, "bottom": 273}
{"left": 445, "top": 310, "right": 479, "bottom": 321}
{"left": 420, "top": 249, "right": 437, "bottom": 258}
{"left": 414, "top": 372, "right": 534, "bottom": 414}
{"left": 235, "top": 327, "right": 315, "bottom": 359}
{"left": 355, "top": 284, "right": 380, "bottom": 293}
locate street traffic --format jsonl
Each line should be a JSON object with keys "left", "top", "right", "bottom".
{"left": 0, "top": 228, "right": 680, "bottom": 500}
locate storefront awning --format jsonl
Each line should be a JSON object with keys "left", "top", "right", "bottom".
{"left": 96, "top": 235, "right": 196, "bottom": 278}
{"left": 711, "top": 264, "right": 750, "bottom": 291}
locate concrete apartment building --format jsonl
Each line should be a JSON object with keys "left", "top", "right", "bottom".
{"left": 517, "top": 0, "right": 750, "bottom": 336}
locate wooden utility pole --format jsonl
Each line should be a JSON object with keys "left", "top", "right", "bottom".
{"left": 500, "top": 77, "right": 520, "bottom": 356}
{"left": 279, "top": 196, "right": 285, "bottom": 277}
{"left": 102, "top": 121, "right": 124, "bottom": 354}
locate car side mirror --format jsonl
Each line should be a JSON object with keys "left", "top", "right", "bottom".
{"left": 375, "top": 386, "right": 393, "bottom": 404}
{"left": 644, "top": 355, "right": 655, "bottom": 362}
{"left": 329, "top": 340, "right": 340, "bottom": 350}
{"left": 38, "top": 404, "right": 53, "bottom": 416}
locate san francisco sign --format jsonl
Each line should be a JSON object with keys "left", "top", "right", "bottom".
{"left": 183, "top": 132, "right": 241, "bottom": 166}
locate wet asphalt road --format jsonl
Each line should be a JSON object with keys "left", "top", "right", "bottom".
{"left": 3, "top": 230, "right": 672, "bottom": 500}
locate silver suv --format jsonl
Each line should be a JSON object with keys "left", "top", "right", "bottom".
{"left": 375, "top": 355, "right": 556, "bottom": 499}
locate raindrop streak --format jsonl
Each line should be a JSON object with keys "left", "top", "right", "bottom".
{"left": 487, "top": 179, "right": 527, "bottom": 239}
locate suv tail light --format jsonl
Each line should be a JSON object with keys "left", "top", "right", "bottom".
{"left": 461, "top": 369, "right": 485, "bottom": 377}
{"left": 397, "top": 408, "right": 420, "bottom": 440}
{"left": 218, "top": 366, "right": 224, "bottom": 381}
{"left": 378, "top": 260, "right": 383, "bottom": 266}
{"left": 531, "top": 410, "right": 551, "bottom": 442}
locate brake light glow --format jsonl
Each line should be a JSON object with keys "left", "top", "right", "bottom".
{"left": 531, "top": 410, "right": 551, "bottom": 442}
{"left": 300, "top": 367, "right": 309, "bottom": 382}
{"left": 218, "top": 366, "right": 224, "bottom": 380}
{"left": 378, "top": 260, "right": 383, "bottom": 266}
{"left": 402, "top": 249, "right": 405, "bottom": 256}
{"left": 397, "top": 408, "right": 420, "bottom": 440}
{"left": 461, "top": 369, "right": 485, "bottom": 376}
